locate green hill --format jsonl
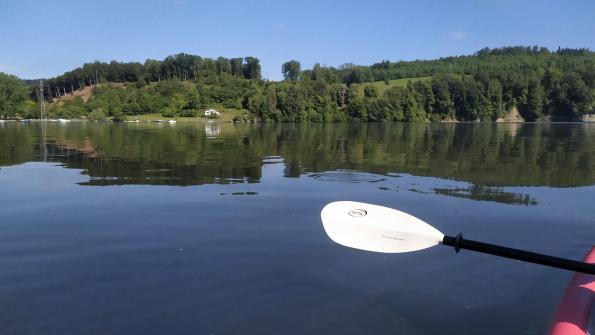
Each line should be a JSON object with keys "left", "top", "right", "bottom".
{"left": 2, "top": 46, "right": 593, "bottom": 122}
{"left": 356, "top": 77, "right": 432, "bottom": 96}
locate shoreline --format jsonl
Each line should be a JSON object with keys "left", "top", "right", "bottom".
{"left": 3, "top": 118, "right": 594, "bottom": 124}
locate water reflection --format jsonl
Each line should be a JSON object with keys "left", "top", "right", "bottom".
{"left": 205, "top": 122, "right": 221, "bottom": 138}
{"left": 219, "top": 192, "right": 259, "bottom": 196}
{"left": 434, "top": 185, "right": 537, "bottom": 206}
{"left": 1, "top": 122, "right": 593, "bottom": 335}
{"left": 1, "top": 122, "right": 594, "bottom": 204}
{"left": 309, "top": 171, "right": 387, "bottom": 183}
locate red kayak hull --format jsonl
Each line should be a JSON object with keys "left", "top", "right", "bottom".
{"left": 550, "top": 247, "right": 595, "bottom": 335}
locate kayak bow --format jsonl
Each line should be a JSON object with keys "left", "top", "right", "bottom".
{"left": 550, "top": 247, "right": 595, "bottom": 335}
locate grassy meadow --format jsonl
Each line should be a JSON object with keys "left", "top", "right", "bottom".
{"left": 356, "top": 76, "right": 432, "bottom": 96}
{"left": 115, "top": 108, "right": 250, "bottom": 123}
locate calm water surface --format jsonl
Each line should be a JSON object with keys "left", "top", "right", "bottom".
{"left": 0, "top": 122, "right": 594, "bottom": 334}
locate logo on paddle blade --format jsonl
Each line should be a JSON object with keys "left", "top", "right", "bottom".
{"left": 348, "top": 209, "right": 367, "bottom": 217}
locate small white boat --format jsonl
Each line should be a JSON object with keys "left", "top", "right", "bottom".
{"left": 168, "top": 120, "right": 177, "bottom": 124}
{"left": 58, "top": 119, "right": 71, "bottom": 123}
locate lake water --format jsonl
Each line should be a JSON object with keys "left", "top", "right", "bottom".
{"left": 0, "top": 121, "right": 593, "bottom": 334}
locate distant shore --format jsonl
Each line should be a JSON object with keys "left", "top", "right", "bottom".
{"left": 3, "top": 118, "right": 593, "bottom": 124}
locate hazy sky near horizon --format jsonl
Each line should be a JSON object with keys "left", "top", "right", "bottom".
{"left": 1, "top": 0, "right": 594, "bottom": 80}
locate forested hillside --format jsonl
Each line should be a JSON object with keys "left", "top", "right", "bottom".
{"left": 1, "top": 46, "right": 593, "bottom": 122}
{"left": 0, "top": 73, "right": 37, "bottom": 118}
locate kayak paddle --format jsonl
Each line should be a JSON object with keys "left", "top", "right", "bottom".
{"left": 321, "top": 201, "right": 595, "bottom": 275}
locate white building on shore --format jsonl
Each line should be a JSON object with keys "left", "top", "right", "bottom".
{"left": 204, "top": 109, "right": 221, "bottom": 117}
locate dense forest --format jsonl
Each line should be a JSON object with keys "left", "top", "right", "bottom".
{"left": 1, "top": 46, "right": 593, "bottom": 122}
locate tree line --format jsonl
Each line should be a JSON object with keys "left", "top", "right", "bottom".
{"left": 1, "top": 46, "right": 593, "bottom": 121}
{"left": 34, "top": 54, "right": 262, "bottom": 98}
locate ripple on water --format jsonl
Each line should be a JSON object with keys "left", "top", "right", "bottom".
{"left": 308, "top": 170, "right": 387, "bottom": 183}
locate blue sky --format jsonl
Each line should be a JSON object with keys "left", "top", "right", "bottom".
{"left": 0, "top": 0, "right": 593, "bottom": 80}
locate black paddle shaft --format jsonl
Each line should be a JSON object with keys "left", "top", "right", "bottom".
{"left": 442, "top": 233, "right": 595, "bottom": 275}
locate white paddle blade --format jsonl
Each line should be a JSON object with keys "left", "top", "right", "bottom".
{"left": 321, "top": 201, "right": 445, "bottom": 253}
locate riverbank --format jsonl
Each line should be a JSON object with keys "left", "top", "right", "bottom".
{"left": 3, "top": 106, "right": 594, "bottom": 124}
{"left": 0, "top": 108, "right": 252, "bottom": 124}
{"left": 4, "top": 118, "right": 594, "bottom": 124}
{"left": 121, "top": 110, "right": 250, "bottom": 123}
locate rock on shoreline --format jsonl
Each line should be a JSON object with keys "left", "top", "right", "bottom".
{"left": 496, "top": 107, "right": 524, "bottom": 123}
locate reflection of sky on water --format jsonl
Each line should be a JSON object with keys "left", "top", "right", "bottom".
{"left": 1, "top": 158, "right": 594, "bottom": 335}
{"left": 3, "top": 123, "right": 595, "bottom": 335}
